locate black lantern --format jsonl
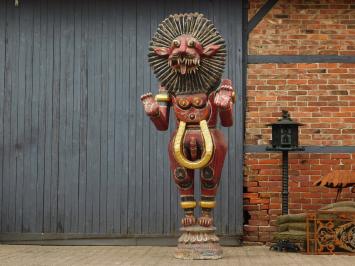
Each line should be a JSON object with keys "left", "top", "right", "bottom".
{"left": 267, "top": 111, "right": 304, "bottom": 252}
{"left": 267, "top": 110, "right": 303, "bottom": 151}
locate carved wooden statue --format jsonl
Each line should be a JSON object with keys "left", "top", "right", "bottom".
{"left": 141, "top": 13, "right": 234, "bottom": 240}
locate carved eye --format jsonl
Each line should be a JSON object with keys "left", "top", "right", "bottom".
{"left": 192, "top": 97, "right": 206, "bottom": 108}
{"left": 187, "top": 40, "right": 195, "bottom": 47}
{"left": 172, "top": 39, "right": 180, "bottom": 47}
{"left": 178, "top": 98, "right": 190, "bottom": 109}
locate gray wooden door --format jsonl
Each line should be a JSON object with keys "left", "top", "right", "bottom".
{"left": 0, "top": 0, "right": 244, "bottom": 239}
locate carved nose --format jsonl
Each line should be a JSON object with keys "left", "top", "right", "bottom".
{"left": 177, "top": 42, "right": 187, "bottom": 54}
{"left": 189, "top": 114, "right": 196, "bottom": 120}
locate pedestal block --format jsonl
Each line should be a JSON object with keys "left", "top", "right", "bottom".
{"left": 174, "top": 225, "right": 223, "bottom": 260}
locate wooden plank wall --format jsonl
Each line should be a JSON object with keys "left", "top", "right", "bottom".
{"left": 0, "top": 0, "right": 243, "bottom": 237}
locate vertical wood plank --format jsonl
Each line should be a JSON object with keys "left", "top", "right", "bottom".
{"left": 43, "top": 0, "right": 54, "bottom": 233}
{"left": 148, "top": 0, "right": 157, "bottom": 234}
{"left": 106, "top": 0, "right": 116, "bottom": 234}
{"left": 17, "top": 1, "right": 30, "bottom": 233}
{"left": 36, "top": 0, "right": 46, "bottom": 233}
{"left": 78, "top": 0, "right": 88, "bottom": 233}
{"left": 226, "top": 0, "right": 237, "bottom": 234}
{"left": 0, "top": 0, "right": 5, "bottom": 231}
{"left": 127, "top": 0, "right": 137, "bottom": 235}
{"left": 99, "top": 0, "right": 109, "bottom": 234}
{"left": 135, "top": 0, "right": 145, "bottom": 235}
{"left": 92, "top": 0, "right": 102, "bottom": 234}
{"left": 1, "top": 0, "right": 9, "bottom": 232}
{"left": 7, "top": 3, "right": 18, "bottom": 233}
{"left": 72, "top": 0, "right": 82, "bottom": 233}
{"left": 236, "top": 0, "right": 247, "bottom": 235}
{"left": 57, "top": 0, "right": 67, "bottom": 233}
{"left": 113, "top": 0, "right": 123, "bottom": 234}
{"left": 21, "top": 0, "right": 35, "bottom": 233}
{"left": 1, "top": 0, "right": 13, "bottom": 233}
{"left": 119, "top": 0, "right": 130, "bottom": 235}
{"left": 218, "top": 0, "right": 230, "bottom": 235}
{"left": 140, "top": 1, "right": 151, "bottom": 234}
{"left": 32, "top": 0, "right": 42, "bottom": 233}
{"left": 51, "top": 0, "right": 61, "bottom": 233}
{"left": 85, "top": 0, "right": 93, "bottom": 233}
{"left": 63, "top": 0, "right": 75, "bottom": 233}
{"left": 86, "top": 0, "right": 102, "bottom": 233}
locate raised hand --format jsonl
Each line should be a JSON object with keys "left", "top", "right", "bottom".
{"left": 141, "top": 92, "right": 159, "bottom": 117}
{"left": 214, "top": 79, "right": 235, "bottom": 110}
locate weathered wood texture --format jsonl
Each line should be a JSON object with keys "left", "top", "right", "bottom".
{"left": 0, "top": 0, "right": 244, "bottom": 237}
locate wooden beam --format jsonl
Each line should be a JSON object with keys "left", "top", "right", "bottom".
{"left": 247, "top": 0, "right": 278, "bottom": 34}
{"left": 245, "top": 145, "right": 355, "bottom": 153}
{"left": 248, "top": 55, "right": 355, "bottom": 64}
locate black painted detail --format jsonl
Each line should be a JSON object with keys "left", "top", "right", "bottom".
{"left": 201, "top": 196, "right": 215, "bottom": 201}
{"left": 181, "top": 196, "right": 195, "bottom": 202}
{"left": 179, "top": 181, "right": 193, "bottom": 190}
{"left": 201, "top": 181, "right": 216, "bottom": 190}
{"left": 174, "top": 167, "right": 186, "bottom": 181}
{"left": 201, "top": 166, "right": 214, "bottom": 180}
{"left": 202, "top": 208, "right": 212, "bottom": 212}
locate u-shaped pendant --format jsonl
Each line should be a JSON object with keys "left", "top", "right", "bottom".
{"left": 173, "top": 120, "right": 214, "bottom": 169}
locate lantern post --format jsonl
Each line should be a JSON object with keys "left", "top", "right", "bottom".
{"left": 266, "top": 110, "right": 304, "bottom": 214}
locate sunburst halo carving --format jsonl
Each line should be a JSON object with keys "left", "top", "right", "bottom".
{"left": 148, "top": 13, "right": 226, "bottom": 95}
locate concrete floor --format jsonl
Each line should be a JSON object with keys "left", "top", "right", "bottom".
{"left": 0, "top": 245, "right": 354, "bottom": 266}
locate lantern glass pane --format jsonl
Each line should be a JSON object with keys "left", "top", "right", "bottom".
{"left": 280, "top": 126, "right": 291, "bottom": 146}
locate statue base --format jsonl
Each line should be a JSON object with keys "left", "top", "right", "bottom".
{"left": 174, "top": 225, "right": 223, "bottom": 260}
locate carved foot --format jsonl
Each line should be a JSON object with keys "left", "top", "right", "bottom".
{"left": 182, "top": 214, "right": 196, "bottom": 226}
{"left": 198, "top": 215, "right": 213, "bottom": 227}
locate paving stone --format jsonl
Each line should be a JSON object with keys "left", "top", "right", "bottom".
{"left": 0, "top": 245, "right": 354, "bottom": 266}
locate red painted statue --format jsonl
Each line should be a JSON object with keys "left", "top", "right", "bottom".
{"left": 141, "top": 13, "right": 235, "bottom": 228}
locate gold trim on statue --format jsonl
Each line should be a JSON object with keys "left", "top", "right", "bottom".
{"left": 180, "top": 201, "right": 197, "bottom": 209}
{"left": 200, "top": 201, "right": 216, "bottom": 208}
{"left": 173, "top": 120, "right": 213, "bottom": 169}
{"left": 155, "top": 93, "right": 171, "bottom": 102}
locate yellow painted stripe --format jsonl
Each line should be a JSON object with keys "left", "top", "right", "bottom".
{"left": 199, "top": 201, "right": 216, "bottom": 208}
{"left": 155, "top": 93, "right": 171, "bottom": 102}
{"left": 180, "top": 201, "right": 197, "bottom": 209}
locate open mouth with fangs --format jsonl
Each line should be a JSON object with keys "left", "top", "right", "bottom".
{"left": 168, "top": 56, "right": 200, "bottom": 75}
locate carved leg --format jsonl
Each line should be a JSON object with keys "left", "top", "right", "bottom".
{"left": 180, "top": 195, "right": 197, "bottom": 226}
{"left": 173, "top": 167, "right": 196, "bottom": 226}
{"left": 198, "top": 130, "right": 227, "bottom": 227}
{"left": 169, "top": 138, "right": 196, "bottom": 226}
{"left": 199, "top": 166, "right": 218, "bottom": 227}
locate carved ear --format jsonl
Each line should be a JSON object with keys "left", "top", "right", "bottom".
{"left": 202, "top": 44, "right": 221, "bottom": 56}
{"left": 154, "top": 47, "right": 170, "bottom": 56}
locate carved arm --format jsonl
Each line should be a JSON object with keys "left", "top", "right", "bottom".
{"left": 214, "top": 79, "right": 235, "bottom": 127}
{"left": 141, "top": 87, "right": 170, "bottom": 131}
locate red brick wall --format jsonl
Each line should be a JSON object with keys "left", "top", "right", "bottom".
{"left": 243, "top": 153, "right": 355, "bottom": 243}
{"left": 248, "top": 0, "right": 355, "bottom": 55}
{"left": 246, "top": 63, "right": 355, "bottom": 146}
{"left": 244, "top": 0, "right": 355, "bottom": 243}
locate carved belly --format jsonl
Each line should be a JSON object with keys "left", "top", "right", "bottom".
{"left": 174, "top": 106, "right": 211, "bottom": 124}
